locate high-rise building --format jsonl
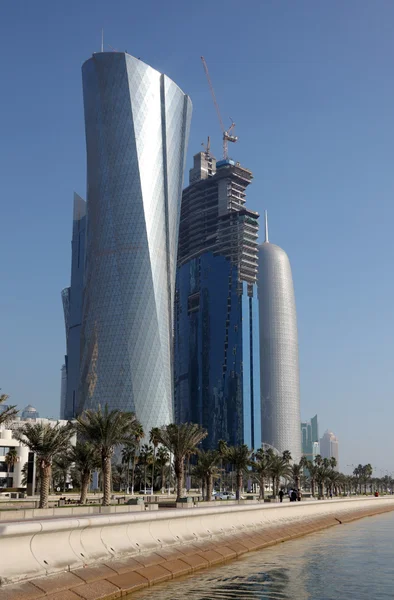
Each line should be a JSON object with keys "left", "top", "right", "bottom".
{"left": 61, "top": 193, "right": 86, "bottom": 419}
{"left": 301, "top": 414, "right": 320, "bottom": 462}
{"left": 20, "top": 405, "right": 39, "bottom": 420}
{"left": 257, "top": 215, "right": 302, "bottom": 462}
{"left": 320, "top": 430, "right": 339, "bottom": 465}
{"left": 73, "top": 52, "right": 192, "bottom": 435}
{"left": 174, "top": 151, "right": 261, "bottom": 449}
{"left": 60, "top": 364, "right": 67, "bottom": 419}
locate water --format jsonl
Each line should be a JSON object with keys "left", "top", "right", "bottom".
{"left": 135, "top": 511, "right": 394, "bottom": 599}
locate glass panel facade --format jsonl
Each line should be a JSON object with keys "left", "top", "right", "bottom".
{"left": 175, "top": 254, "right": 261, "bottom": 449}
{"left": 77, "top": 53, "right": 192, "bottom": 434}
{"left": 258, "top": 242, "right": 302, "bottom": 462}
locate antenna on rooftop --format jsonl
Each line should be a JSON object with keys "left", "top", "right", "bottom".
{"left": 101, "top": 29, "right": 104, "bottom": 52}
{"left": 264, "top": 210, "right": 269, "bottom": 243}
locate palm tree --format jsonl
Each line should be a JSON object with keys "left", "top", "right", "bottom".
{"left": 70, "top": 442, "right": 100, "bottom": 504}
{"left": 4, "top": 448, "right": 18, "bottom": 487}
{"left": 270, "top": 455, "right": 292, "bottom": 497}
{"left": 363, "top": 464, "right": 373, "bottom": 494}
{"left": 217, "top": 439, "right": 227, "bottom": 492}
{"left": 222, "top": 444, "right": 253, "bottom": 500}
{"left": 53, "top": 452, "right": 72, "bottom": 492}
{"left": 307, "top": 461, "right": 319, "bottom": 497}
{"left": 192, "top": 461, "right": 207, "bottom": 498}
{"left": 252, "top": 447, "right": 271, "bottom": 499}
{"left": 121, "top": 442, "right": 136, "bottom": 493}
{"left": 291, "top": 462, "right": 303, "bottom": 492}
{"left": 196, "top": 449, "right": 220, "bottom": 500}
{"left": 139, "top": 444, "right": 153, "bottom": 493}
{"left": 282, "top": 450, "right": 292, "bottom": 464}
{"left": 14, "top": 422, "right": 73, "bottom": 508}
{"left": 314, "top": 454, "right": 323, "bottom": 467}
{"left": 156, "top": 446, "right": 169, "bottom": 493}
{"left": 152, "top": 423, "right": 207, "bottom": 500}
{"left": 149, "top": 427, "right": 161, "bottom": 494}
{"left": 0, "top": 393, "right": 18, "bottom": 427}
{"left": 131, "top": 423, "right": 144, "bottom": 495}
{"left": 74, "top": 405, "right": 143, "bottom": 506}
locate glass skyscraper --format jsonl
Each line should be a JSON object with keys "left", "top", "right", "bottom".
{"left": 301, "top": 414, "right": 320, "bottom": 462}
{"left": 62, "top": 52, "right": 192, "bottom": 434}
{"left": 174, "top": 151, "right": 261, "bottom": 449}
{"left": 258, "top": 215, "right": 302, "bottom": 462}
{"left": 61, "top": 193, "right": 86, "bottom": 419}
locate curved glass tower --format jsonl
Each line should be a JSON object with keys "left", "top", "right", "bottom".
{"left": 79, "top": 52, "right": 192, "bottom": 433}
{"left": 257, "top": 214, "right": 302, "bottom": 461}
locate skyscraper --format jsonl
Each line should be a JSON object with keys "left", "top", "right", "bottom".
{"left": 320, "top": 430, "right": 339, "bottom": 465}
{"left": 174, "top": 151, "right": 261, "bottom": 449}
{"left": 301, "top": 414, "right": 320, "bottom": 462}
{"left": 77, "top": 52, "right": 192, "bottom": 434}
{"left": 257, "top": 215, "right": 302, "bottom": 462}
{"left": 61, "top": 193, "right": 86, "bottom": 419}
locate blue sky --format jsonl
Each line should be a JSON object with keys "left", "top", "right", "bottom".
{"left": 0, "top": 0, "right": 393, "bottom": 473}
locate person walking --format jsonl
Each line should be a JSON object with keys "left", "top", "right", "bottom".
{"left": 291, "top": 489, "right": 297, "bottom": 502}
{"left": 279, "top": 489, "right": 284, "bottom": 503}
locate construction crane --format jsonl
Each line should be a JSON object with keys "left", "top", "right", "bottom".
{"left": 201, "top": 56, "right": 238, "bottom": 160}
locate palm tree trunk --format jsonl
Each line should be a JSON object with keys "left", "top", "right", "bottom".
{"left": 102, "top": 456, "right": 111, "bottom": 506}
{"left": 40, "top": 463, "right": 51, "bottom": 509}
{"left": 295, "top": 475, "right": 300, "bottom": 490}
{"left": 206, "top": 474, "right": 213, "bottom": 501}
{"left": 175, "top": 458, "right": 184, "bottom": 501}
{"left": 259, "top": 477, "right": 265, "bottom": 500}
{"left": 272, "top": 476, "right": 276, "bottom": 498}
{"left": 311, "top": 478, "right": 316, "bottom": 497}
{"left": 131, "top": 456, "right": 136, "bottom": 495}
{"left": 80, "top": 471, "right": 90, "bottom": 504}
{"left": 151, "top": 451, "right": 156, "bottom": 494}
{"left": 161, "top": 466, "right": 165, "bottom": 493}
{"left": 236, "top": 470, "right": 243, "bottom": 500}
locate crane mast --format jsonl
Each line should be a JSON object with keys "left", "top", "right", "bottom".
{"left": 201, "top": 56, "right": 238, "bottom": 160}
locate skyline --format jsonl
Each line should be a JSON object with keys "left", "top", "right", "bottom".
{"left": 0, "top": 0, "right": 393, "bottom": 472}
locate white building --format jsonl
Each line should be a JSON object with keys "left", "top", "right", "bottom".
{"left": 320, "top": 430, "right": 339, "bottom": 466}
{"left": 0, "top": 405, "right": 73, "bottom": 489}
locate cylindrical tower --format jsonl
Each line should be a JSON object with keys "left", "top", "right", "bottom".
{"left": 79, "top": 52, "right": 192, "bottom": 434}
{"left": 257, "top": 214, "right": 302, "bottom": 462}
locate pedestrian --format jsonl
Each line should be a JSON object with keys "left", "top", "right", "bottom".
{"left": 291, "top": 489, "right": 297, "bottom": 502}
{"left": 288, "top": 488, "right": 293, "bottom": 501}
{"left": 297, "top": 489, "right": 302, "bottom": 501}
{"left": 279, "top": 489, "right": 284, "bottom": 503}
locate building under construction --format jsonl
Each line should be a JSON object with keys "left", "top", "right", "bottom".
{"left": 174, "top": 150, "right": 261, "bottom": 449}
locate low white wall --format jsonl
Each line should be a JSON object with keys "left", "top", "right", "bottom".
{"left": 1, "top": 496, "right": 393, "bottom": 585}
{"left": 0, "top": 504, "right": 147, "bottom": 521}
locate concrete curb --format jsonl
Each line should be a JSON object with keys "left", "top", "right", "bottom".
{"left": 1, "top": 498, "right": 394, "bottom": 598}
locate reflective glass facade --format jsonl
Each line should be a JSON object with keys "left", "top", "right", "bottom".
{"left": 61, "top": 193, "right": 86, "bottom": 419}
{"left": 78, "top": 53, "right": 192, "bottom": 433}
{"left": 174, "top": 154, "right": 261, "bottom": 449}
{"left": 258, "top": 241, "right": 302, "bottom": 462}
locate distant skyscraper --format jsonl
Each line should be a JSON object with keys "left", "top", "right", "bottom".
{"left": 257, "top": 214, "right": 302, "bottom": 462}
{"left": 21, "top": 405, "right": 39, "bottom": 420}
{"left": 60, "top": 364, "right": 67, "bottom": 419}
{"left": 61, "top": 193, "right": 86, "bottom": 419}
{"left": 75, "top": 52, "right": 192, "bottom": 434}
{"left": 320, "top": 430, "right": 339, "bottom": 465}
{"left": 174, "top": 151, "right": 261, "bottom": 449}
{"left": 301, "top": 414, "right": 320, "bottom": 462}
